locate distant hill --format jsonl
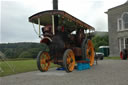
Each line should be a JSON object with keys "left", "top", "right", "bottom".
{"left": 94, "top": 31, "right": 108, "bottom": 36}
{"left": 0, "top": 42, "right": 47, "bottom": 59}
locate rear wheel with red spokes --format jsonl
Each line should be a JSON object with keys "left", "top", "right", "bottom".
{"left": 120, "top": 49, "right": 127, "bottom": 60}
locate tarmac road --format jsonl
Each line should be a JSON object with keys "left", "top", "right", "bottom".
{"left": 0, "top": 60, "right": 128, "bottom": 85}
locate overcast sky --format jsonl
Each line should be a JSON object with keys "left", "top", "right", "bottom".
{"left": 0, "top": 0, "right": 127, "bottom": 43}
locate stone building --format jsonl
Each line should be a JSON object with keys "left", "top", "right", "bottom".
{"left": 106, "top": 1, "right": 128, "bottom": 56}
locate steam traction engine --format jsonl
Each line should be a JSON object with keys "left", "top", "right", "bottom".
{"left": 28, "top": 0, "right": 95, "bottom": 72}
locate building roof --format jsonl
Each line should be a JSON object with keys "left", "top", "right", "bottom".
{"left": 126, "top": 0, "right": 128, "bottom": 3}
{"left": 106, "top": 1, "right": 128, "bottom": 13}
{"left": 29, "top": 10, "right": 95, "bottom": 31}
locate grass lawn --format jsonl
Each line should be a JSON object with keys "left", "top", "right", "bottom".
{"left": 0, "top": 59, "right": 57, "bottom": 77}
{"left": 104, "top": 56, "right": 121, "bottom": 60}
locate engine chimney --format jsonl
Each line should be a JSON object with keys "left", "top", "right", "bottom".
{"left": 53, "top": 0, "right": 58, "bottom": 10}
{"left": 52, "top": 0, "right": 58, "bottom": 33}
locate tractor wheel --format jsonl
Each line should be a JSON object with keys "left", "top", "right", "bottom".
{"left": 120, "top": 51, "right": 123, "bottom": 60}
{"left": 37, "top": 51, "right": 51, "bottom": 72}
{"left": 120, "top": 49, "right": 127, "bottom": 60}
{"left": 63, "top": 49, "right": 75, "bottom": 72}
{"left": 82, "top": 39, "right": 95, "bottom": 66}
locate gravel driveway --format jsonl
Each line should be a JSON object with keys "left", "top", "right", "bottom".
{"left": 1, "top": 60, "right": 128, "bottom": 85}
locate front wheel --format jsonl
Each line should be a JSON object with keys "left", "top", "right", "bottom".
{"left": 63, "top": 49, "right": 75, "bottom": 73}
{"left": 37, "top": 51, "right": 51, "bottom": 72}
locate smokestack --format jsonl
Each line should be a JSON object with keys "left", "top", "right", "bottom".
{"left": 53, "top": 0, "right": 58, "bottom": 10}
{"left": 52, "top": 0, "right": 58, "bottom": 32}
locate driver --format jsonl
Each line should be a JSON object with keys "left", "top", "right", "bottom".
{"left": 42, "top": 25, "right": 53, "bottom": 37}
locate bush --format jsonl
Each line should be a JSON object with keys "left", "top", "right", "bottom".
{"left": 92, "top": 35, "right": 109, "bottom": 51}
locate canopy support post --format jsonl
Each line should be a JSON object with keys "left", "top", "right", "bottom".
{"left": 38, "top": 18, "right": 41, "bottom": 38}
{"left": 52, "top": 15, "right": 55, "bottom": 35}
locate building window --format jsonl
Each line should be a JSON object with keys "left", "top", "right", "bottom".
{"left": 119, "top": 37, "right": 128, "bottom": 51}
{"left": 117, "top": 12, "right": 128, "bottom": 31}
{"left": 119, "top": 38, "right": 124, "bottom": 51}
{"left": 125, "top": 38, "right": 128, "bottom": 49}
{"left": 117, "top": 19, "right": 122, "bottom": 31}
{"left": 123, "top": 13, "right": 128, "bottom": 29}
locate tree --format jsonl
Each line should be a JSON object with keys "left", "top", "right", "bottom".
{"left": 92, "top": 35, "right": 109, "bottom": 52}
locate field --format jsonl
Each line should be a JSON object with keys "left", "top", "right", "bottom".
{"left": 104, "top": 56, "right": 121, "bottom": 60}
{"left": 0, "top": 59, "right": 57, "bottom": 77}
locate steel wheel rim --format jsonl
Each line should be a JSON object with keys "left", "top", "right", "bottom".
{"left": 86, "top": 40, "right": 95, "bottom": 66}
{"left": 40, "top": 52, "right": 50, "bottom": 71}
{"left": 66, "top": 50, "right": 75, "bottom": 71}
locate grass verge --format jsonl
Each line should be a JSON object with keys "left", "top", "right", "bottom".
{"left": 104, "top": 56, "right": 121, "bottom": 60}
{"left": 0, "top": 59, "right": 57, "bottom": 77}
